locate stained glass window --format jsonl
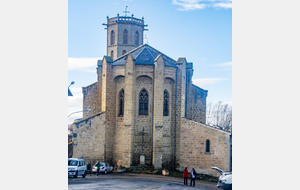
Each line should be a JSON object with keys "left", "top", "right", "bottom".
{"left": 139, "top": 89, "right": 148, "bottom": 115}
{"left": 163, "top": 90, "right": 169, "bottom": 116}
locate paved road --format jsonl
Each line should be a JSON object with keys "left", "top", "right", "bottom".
{"left": 68, "top": 173, "right": 219, "bottom": 190}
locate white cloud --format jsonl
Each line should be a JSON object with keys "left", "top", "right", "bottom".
{"left": 192, "top": 78, "right": 227, "bottom": 87}
{"left": 68, "top": 57, "right": 101, "bottom": 72}
{"left": 172, "top": 0, "right": 232, "bottom": 11}
{"left": 172, "top": 0, "right": 207, "bottom": 11}
{"left": 68, "top": 93, "right": 83, "bottom": 109}
{"left": 214, "top": 61, "right": 232, "bottom": 67}
{"left": 68, "top": 89, "right": 83, "bottom": 124}
{"left": 212, "top": 2, "right": 232, "bottom": 9}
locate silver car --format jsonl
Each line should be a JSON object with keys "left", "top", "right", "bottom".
{"left": 68, "top": 158, "right": 87, "bottom": 178}
{"left": 211, "top": 167, "right": 232, "bottom": 190}
{"left": 92, "top": 162, "right": 113, "bottom": 174}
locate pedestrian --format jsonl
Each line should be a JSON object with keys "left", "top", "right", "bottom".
{"left": 86, "top": 162, "right": 91, "bottom": 176}
{"left": 96, "top": 161, "right": 101, "bottom": 177}
{"left": 183, "top": 167, "right": 189, "bottom": 186}
{"left": 190, "top": 168, "right": 197, "bottom": 187}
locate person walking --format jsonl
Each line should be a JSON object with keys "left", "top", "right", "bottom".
{"left": 96, "top": 161, "right": 101, "bottom": 177}
{"left": 183, "top": 167, "right": 189, "bottom": 186}
{"left": 190, "top": 168, "right": 197, "bottom": 187}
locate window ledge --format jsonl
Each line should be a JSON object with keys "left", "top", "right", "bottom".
{"left": 204, "top": 152, "right": 211, "bottom": 155}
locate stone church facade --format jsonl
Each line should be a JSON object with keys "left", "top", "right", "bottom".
{"left": 72, "top": 14, "right": 231, "bottom": 177}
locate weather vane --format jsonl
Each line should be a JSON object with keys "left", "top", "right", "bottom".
{"left": 123, "top": 6, "right": 130, "bottom": 17}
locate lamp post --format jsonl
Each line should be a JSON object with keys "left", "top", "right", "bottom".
{"left": 68, "top": 109, "right": 91, "bottom": 117}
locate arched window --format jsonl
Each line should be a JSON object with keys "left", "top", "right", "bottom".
{"left": 123, "top": 29, "right": 128, "bottom": 44}
{"left": 119, "top": 89, "right": 124, "bottom": 117}
{"left": 205, "top": 139, "right": 210, "bottom": 153}
{"left": 139, "top": 89, "right": 148, "bottom": 115}
{"left": 134, "top": 31, "right": 139, "bottom": 46}
{"left": 122, "top": 50, "right": 127, "bottom": 55}
{"left": 111, "top": 30, "right": 115, "bottom": 45}
{"left": 163, "top": 90, "right": 169, "bottom": 116}
{"left": 111, "top": 50, "right": 114, "bottom": 60}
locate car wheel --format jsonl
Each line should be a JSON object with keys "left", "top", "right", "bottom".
{"left": 82, "top": 171, "right": 86, "bottom": 178}
{"left": 74, "top": 171, "right": 78, "bottom": 178}
{"left": 105, "top": 170, "right": 107, "bottom": 174}
{"left": 228, "top": 184, "right": 232, "bottom": 190}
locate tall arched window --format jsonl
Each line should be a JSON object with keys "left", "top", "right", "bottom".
{"left": 111, "top": 30, "right": 115, "bottom": 45}
{"left": 134, "top": 31, "right": 139, "bottom": 46}
{"left": 111, "top": 50, "right": 114, "bottom": 60}
{"left": 119, "top": 89, "right": 124, "bottom": 117}
{"left": 122, "top": 50, "right": 127, "bottom": 55}
{"left": 123, "top": 29, "right": 128, "bottom": 44}
{"left": 163, "top": 90, "right": 169, "bottom": 116}
{"left": 205, "top": 139, "right": 210, "bottom": 153}
{"left": 139, "top": 89, "right": 148, "bottom": 115}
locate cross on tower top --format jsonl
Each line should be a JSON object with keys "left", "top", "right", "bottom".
{"left": 123, "top": 6, "right": 130, "bottom": 17}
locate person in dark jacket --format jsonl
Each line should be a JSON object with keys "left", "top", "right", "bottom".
{"left": 183, "top": 167, "right": 189, "bottom": 186}
{"left": 96, "top": 161, "right": 101, "bottom": 177}
{"left": 86, "top": 162, "right": 91, "bottom": 175}
{"left": 190, "top": 168, "right": 197, "bottom": 187}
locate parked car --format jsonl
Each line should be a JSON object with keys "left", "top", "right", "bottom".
{"left": 211, "top": 167, "right": 232, "bottom": 190}
{"left": 68, "top": 158, "right": 87, "bottom": 178}
{"left": 92, "top": 162, "right": 113, "bottom": 174}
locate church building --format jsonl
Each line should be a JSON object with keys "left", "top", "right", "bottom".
{"left": 72, "top": 14, "right": 231, "bottom": 177}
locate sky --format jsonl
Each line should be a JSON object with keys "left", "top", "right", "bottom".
{"left": 68, "top": 0, "right": 232, "bottom": 124}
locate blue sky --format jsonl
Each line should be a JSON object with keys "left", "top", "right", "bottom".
{"left": 68, "top": 0, "right": 232, "bottom": 123}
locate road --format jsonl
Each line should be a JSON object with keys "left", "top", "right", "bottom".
{"left": 68, "top": 173, "right": 219, "bottom": 190}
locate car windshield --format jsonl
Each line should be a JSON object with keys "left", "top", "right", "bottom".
{"left": 68, "top": 160, "right": 78, "bottom": 166}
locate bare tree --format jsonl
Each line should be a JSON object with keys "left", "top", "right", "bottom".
{"left": 206, "top": 101, "right": 232, "bottom": 132}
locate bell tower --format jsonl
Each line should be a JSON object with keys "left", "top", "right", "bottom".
{"left": 103, "top": 12, "right": 148, "bottom": 60}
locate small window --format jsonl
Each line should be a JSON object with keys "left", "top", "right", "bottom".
{"left": 123, "top": 29, "right": 128, "bottom": 44}
{"left": 139, "top": 89, "right": 148, "bottom": 115}
{"left": 134, "top": 31, "right": 139, "bottom": 46}
{"left": 111, "top": 50, "right": 114, "bottom": 60}
{"left": 163, "top": 90, "right": 169, "bottom": 116}
{"left": 111, "top": 30, "right": 115, "bottom": 45}
{"left": 205, "top": 139, "right": 210, "bottom": 153}
{"left": 119, "top": 89, "right": 124, "bottom": 117}
{"left": 122, "top": 50, "right": 127, "bottom": 55}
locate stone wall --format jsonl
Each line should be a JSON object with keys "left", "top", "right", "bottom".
{"left": 186, "top": 85, "right": 208, "bottom": 124}
{"left": 72, "top": 112, "right": 106, "bottom": 165}
{"left": 178, "top": 118, "right": 230, "bottom": 177}
{"left": 113, "top": 76, "right": 125, "bottom": 165}
{"left": 162, "top": 78, "right": 175, "bottom": 168}
{"left": 134, "top": 75, "right": 153, "bottom": 165}
{"left": 82, "top": 82, "right": 100, "bottom": 118}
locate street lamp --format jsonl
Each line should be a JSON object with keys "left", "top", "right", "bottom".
{"left": 68, "top": 109, "right": 91, "bottom": 117}
{"left": 69, "top": 81, "right": 75, "bottom": 88}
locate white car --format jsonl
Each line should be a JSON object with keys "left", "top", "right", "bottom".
{"left": 211, "top": 167, "right": 232, "bottom": 190}
{"left": 92, "top": 162, "right": 113, "bottom": 174}
{"left": 68, "top": 158, "right": 87, "bottom": 178}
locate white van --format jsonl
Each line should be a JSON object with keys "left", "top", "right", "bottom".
{"left": 68, "top": 158, "right": 87, "bottom": 178}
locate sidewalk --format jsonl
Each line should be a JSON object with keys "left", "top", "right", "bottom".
{"left": 77, "top": 173, "right": 218, "bottom": 189}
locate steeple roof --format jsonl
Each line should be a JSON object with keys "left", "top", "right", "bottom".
{"left": 112, "top": 44, "right": 177, "bottom": 67}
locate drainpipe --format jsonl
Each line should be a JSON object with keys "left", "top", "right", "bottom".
{"left": 174, "top": 67, "right": 178, "bottom": 169}
{"left": 151, "top": 64, "right": 155, "bottom": 166}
